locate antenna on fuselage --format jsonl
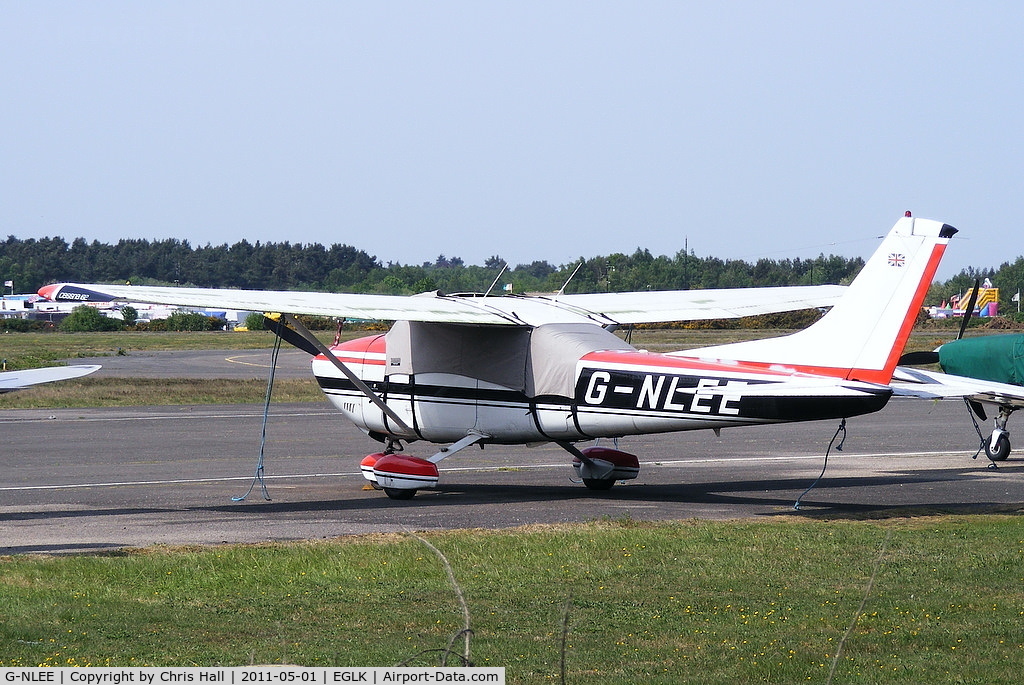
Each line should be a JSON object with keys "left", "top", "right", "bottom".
{"left": 484, "top": 263, "right": 509, "bottom": 297}
{"left": 557, "top": 262, "right": 584, "bottom": 296}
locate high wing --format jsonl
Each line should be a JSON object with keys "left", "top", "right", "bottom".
{"left": 540, "top": 286, "right": 847, "bottom": 324}
{"left": 891, "top": 366, "right": 1024, "bottom": 409}
{"left": 0, "top": 365, "right": 101, "bottom": 393}
{"left": 37, "top": 282, "right": 846, "bottom": 327}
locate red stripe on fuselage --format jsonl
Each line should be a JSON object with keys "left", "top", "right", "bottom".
{"left": 581, "top": 350, "right": 835, "bottom": 380}
{"left": 317, "top": 334, "right": 387, "bottom": 365}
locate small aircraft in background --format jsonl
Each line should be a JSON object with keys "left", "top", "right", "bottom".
{"left": 895, "top": 328, "right": 1024, "bottom": 461}
{"left": 0, "top": 365, "right": 101, "bottom": 393}
{"left": 41, "top": 214, "right": 962, "bottom": 499}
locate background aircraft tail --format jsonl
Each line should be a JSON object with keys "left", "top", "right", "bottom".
{"left": 680, "top": 214, "right": 957, "bottom": 383}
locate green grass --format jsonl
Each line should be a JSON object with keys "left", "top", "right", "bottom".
{"left": 1, "top": 517, "right": 1023, "bottom": 682}
{"left": 0, "top": 330, "right": 345, "bottom": 371}
{"left": 0, "top": 377, "right": 325, "bottom": 409}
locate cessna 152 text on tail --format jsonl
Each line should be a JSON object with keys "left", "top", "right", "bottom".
{"left": 41, "top": 214, "right": 968, "bottom": 499}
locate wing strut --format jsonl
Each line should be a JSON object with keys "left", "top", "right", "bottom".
{"left": 232, "top": 333, "right": 281, "bottom": 502}
{"left": 277, "top": 313, "right": 414, "bottom": 434}
{"left": 426, "top": 431, "right": 488, "bottom": 464}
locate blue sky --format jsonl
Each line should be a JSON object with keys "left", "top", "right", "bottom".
{"left": 2, "top": 1, "right": 1022, "bottom": 281}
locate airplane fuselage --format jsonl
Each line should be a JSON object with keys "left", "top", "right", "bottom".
{"left": 313, "top": 333, "right": 892, "bottom": 445}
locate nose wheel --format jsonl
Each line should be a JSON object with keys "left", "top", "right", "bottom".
{"left": 976, "top": 404, "right": 1015, "bottom": 464}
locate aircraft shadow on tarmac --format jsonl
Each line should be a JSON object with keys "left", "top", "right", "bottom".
{"left": 331, "top": 465, "right": 1023, "bottom": 519}
{"left": 3, "top": 464, "right": 1021, "bottom": 555}
{"left": 3, "top": 464, "right": 1020, "bottom": 521}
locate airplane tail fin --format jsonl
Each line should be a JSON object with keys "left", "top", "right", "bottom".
{"left": 684, "top": 214, "right": 957, "bottom": 384}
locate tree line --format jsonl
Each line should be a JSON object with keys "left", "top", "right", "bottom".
{"left": 0, "top": 234, "right": 866, "bottom": 294}
{"left": 2, "top": 234, "right": 1023, "bottom": 314}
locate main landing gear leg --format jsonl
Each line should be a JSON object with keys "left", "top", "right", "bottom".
{"left": 985, "top": 406, "right": 1014, "bottom": 463}
{"left": 968, "top": 402, "right": 1014, "bottom": 467}
{"left": 361, "top": 432, "right": 488, "bottom": 500}
{"left": 559, "top": 442, "right": 640, "bottom": 491}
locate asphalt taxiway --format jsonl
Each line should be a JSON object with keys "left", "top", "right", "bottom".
{"left": 60, "top": 347, "right": 316, "bottom": 379}
{"left": 3, "top": 376, "right": 1023, "bottom": 554}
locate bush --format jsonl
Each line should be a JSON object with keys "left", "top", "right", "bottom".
{"left": 295, "top": 314, "right": 339, "bottom": 330}
{"left": 59, "top": 305, "right": 123, "bottom": 332}
{"left": 244, "top": 312, "right": 339, "bottom": 332}
{"left": 120, "top": 305, "right": 138, "bottom": 327}
{"left": 164, "top": 311, "right": 226, "bottom": 331}
{"left": 244, "top": 311, "right": 267, "bottom": 331}
{"left": 1, "top": 318, "right": 46, "bottom": 332}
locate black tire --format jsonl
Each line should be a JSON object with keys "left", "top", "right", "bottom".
{"left": 383, "top": 487, "right": 417, "bottom": 500}
{"left": 985, "top": 433, "right": 1011, "bottom": 461}
{"left": 582, "top": 478, "right": 616, "bottom": 491}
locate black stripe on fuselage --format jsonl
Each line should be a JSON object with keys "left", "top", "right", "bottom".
{"left": 317, "top": 376, "right": 529, "bottom": 405}
{"left": 316, "top": 371, "right": 891, "bottom": 424}
{"left": 573, "top": 368, "right": 891, "bottom": 422}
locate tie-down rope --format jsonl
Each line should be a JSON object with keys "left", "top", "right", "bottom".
{"left": 793, "top": 418, "right": 847, "bottom": 510}
{"left": 232, "top": 332, "right": 282, "bottom": 502}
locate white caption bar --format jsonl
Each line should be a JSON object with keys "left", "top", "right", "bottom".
{"left": 1, "top": 668, "right": 504, "bottom": 685}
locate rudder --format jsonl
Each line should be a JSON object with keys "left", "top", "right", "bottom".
{"left": 683, "top": 214, "right": 957, "bottom": 383}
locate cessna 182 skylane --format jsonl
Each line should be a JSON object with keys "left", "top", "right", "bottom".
{"left": 41, "top": 214, "right": 966, "bottom": 499}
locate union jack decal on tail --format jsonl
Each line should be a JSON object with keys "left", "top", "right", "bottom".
{"left": 888, "top": 253, "right": 906, "bottom": 267}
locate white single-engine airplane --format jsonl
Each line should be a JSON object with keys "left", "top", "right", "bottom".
{"left": 41, "top": 214, "right": 961, "bottom": 499}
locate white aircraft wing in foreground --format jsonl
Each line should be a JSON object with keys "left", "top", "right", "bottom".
{"left": 41, "top": 214, "right": 959, "bottom": 500}
{"left": 0, "top": 365, "right": 101, "bottom": 393}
